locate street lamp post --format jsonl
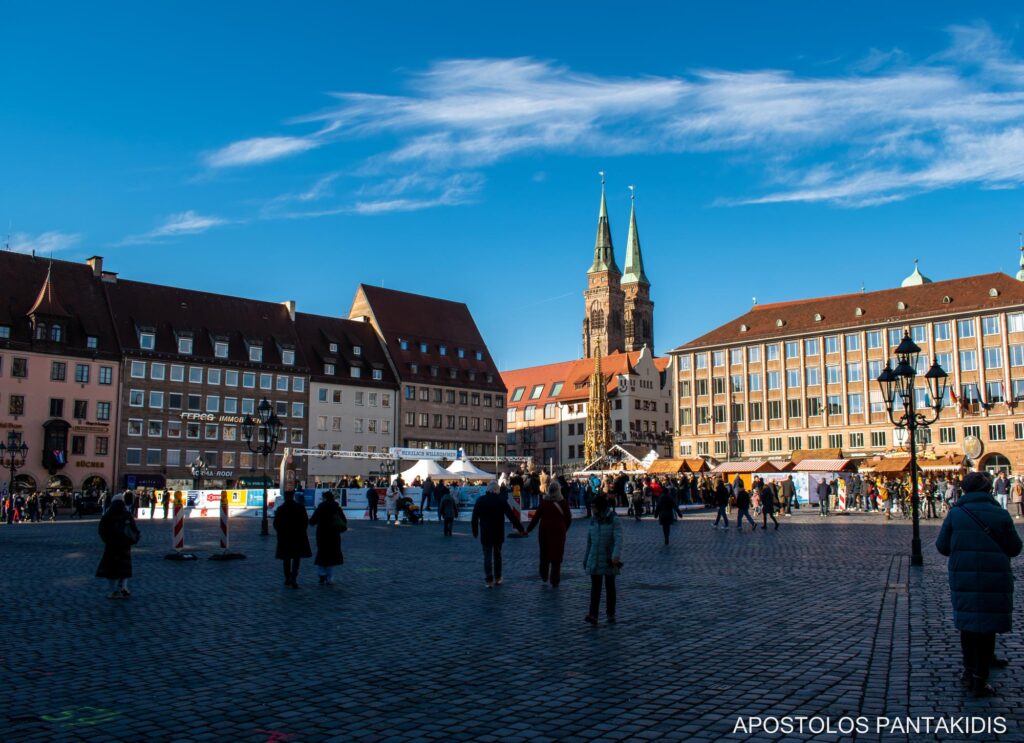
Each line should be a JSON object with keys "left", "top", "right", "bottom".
{"left": 876, "top": 330, "right": 948, "bottom": 567}
{"left": 0, "top": 432, "right": 29, "bottom": 522}
{"left": 242, "top": 398, "right": 282, "bottom": 537}
{"left": 190, "top": 456, "right": 206, "bottom": 491}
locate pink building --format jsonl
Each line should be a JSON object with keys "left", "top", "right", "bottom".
{"left": 0, "top": 254, "right": 121, "bottom": 495}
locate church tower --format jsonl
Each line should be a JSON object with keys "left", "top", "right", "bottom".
{"left": 622, "top": 188, "right": 654, "bottom": 352}
{"left": 583, "top": 174, "right": 625, "bottom": 358}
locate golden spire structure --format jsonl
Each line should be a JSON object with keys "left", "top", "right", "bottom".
{"left": 584, "top": 342, "right": 613, "bottom": 463}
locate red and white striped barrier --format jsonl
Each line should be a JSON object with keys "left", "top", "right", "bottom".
{"left": 209, "top": 491, "right": 246, "bottom": 561}
{"left": 172, "top": 501, "right": 185, "bottom": 550}
{"left": 219, "top": 491, "right": 229, "bottom": 550}
{"left": 164, "top": 492, "right": 197, "bottom": 561}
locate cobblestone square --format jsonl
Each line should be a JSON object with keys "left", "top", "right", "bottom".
{"left": 3, "top": 512, "right": 1021, "bottom": 742}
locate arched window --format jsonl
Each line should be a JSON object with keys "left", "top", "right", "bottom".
{"left": 35, "top": 322, "right": 47, "bottom": 340}
{"left": 590, "top": 303, "right": 605, "bottom": 331}
{"left": 51, "top": 324, "right": 62, "bottom": 342}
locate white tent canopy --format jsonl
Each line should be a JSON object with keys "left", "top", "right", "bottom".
{"left": 446, "top": 458, "right": 496, "bottom": 480}
{"left": 395, "top": 459, "right": 452, "bottom": 483}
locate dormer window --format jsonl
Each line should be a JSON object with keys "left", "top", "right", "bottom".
{"left": 468, "top": 371, "right": 476, "bottom": 381}
{"left": 86, "top": 335, "right": 97, "bottom": 349}
{"left": 0, "top": 325, "right": 10, "bottom": 339}
{"left": 410, "top": 362, "right": 418, "bottom": 373}
{"left": 457, "top": 347, "right": 465, "bottom": 358}
{"left": 324, "top": 363, "right": 335, "bottom": 375}
{"left": 990, "top": 288, "right": 1000, "bottom": 297}
{"left": 431, "top": 365, "right": 439, "bottom": 377}
{"left": 399, "top": 339, "right": 408, "bottom": 351}
{"left": 449, "top": 368, "right": 457, "bottom": 379}
{"left": 486, "top": 373, "right": 494, "bottom": 383}
{"left": 140, "top": 332, "right": 156, "bottom": 350}
{"left": 419, "top": 342, "right": 428, "bottom": 353}
{"left": 896, "top": 301, "right": 907, "bottom": 311}
{"left": 439, "top": 345, "right": 447, "bottom": 356}
{"left": 178, "top": 336, "right": 193, "bottom": 355}
{"left": 814, "top": 313, "right": 823, "bottom": 322}
{"left": 353, "top": 345, "right": 362, "bottom": 357}
{"left": 854, "top": 307, "right": 864, "bottom": 317}
{"left": 329, "top": 342, "right": 338, "bottom": 353}
{"left": 282, "top": 349, "right": 295, "bottom": 366}
{"left": 214, "top": 341, "right": 229, "bottom": 359}
{"left": 249, "top": 343, "right": 263, "bottom": 362}
{"left": 50, "top": 324, "right": 63, "bottom": 342}
{"left": 372, "top": 369, "right": 383, "bottom": 381}
{"left": 475, "top": 351, "right": 483, "bottom": 361}
{"left": 351, "top": 366, "right": 361, "bottom": 378}
{"left": 35, "top": 322, "right": 47, "bottom": 340}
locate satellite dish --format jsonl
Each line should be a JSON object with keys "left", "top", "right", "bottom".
{"left": 962, "top": 435, "right": 983, "bottom": 460}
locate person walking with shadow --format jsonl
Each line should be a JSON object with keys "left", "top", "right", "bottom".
{"left": 273, "top": 490, "right": 312, "bottom": 589}
{"left": 655, "top": 484, "right": 684, "bottom": 543}
{"left": 583, "top": 494, "right": 623, "bottom": 625}
{"left": 735, "top": 484, "right": 757, "bottom": 532}
{"left": 761, "top": 480, "right": 780, "bottom": 530}
{"left": 471, "top": 480, "right": 525, "bottom": 588}
{"left": 309, "top": 491, "right": 346, "bottom": 586}
{"left": 712, "top": 477, "right": 730, "bottom": 530}
{"left": 526, "top": 481, "right": 572, "bottom": 586}
{"left": 438, "top": 485, "right": 459, "bottom": 536}
{"left": 936, "top": 471, "right": 1022, "bottom": 697}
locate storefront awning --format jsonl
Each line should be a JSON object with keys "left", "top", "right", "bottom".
{"left": 711, "top": 460, "right": 778, "bottom": 474}
{"left": 869, "top": 458, "right": 912, "bottom": 474}
{"left": 793, "top": 458, "right": 854, "bottom": 472}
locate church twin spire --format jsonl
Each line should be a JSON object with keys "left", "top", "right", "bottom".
{"left": 583, "top": 173, "right": 655, "bottom": 357}
{"left": 588, "top": 172, "right": 620, "bottom": 274}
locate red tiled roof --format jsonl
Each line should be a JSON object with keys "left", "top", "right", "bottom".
{"left": 293, "top": 312, "right": 398, "bottom": 388}
{"left": 104, "top": 278, "right": 307, "bottom": 369}
{"left": 674, "top": 272, "right": 1024, "bottom": 351}
{"left": 352, "top": 284, "right": 504, "bottom": 392}
{"left": 501, "top": 359, "right": 578, "bottom": 410}
{"left": 0, "top": 252, "right": 120, "bottom": 358}
{"left": 503, "top": 350, "right": 670, "bottom": 408}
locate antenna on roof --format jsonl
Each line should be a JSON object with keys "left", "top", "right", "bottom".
{"left": 752, "top": 296, "right": 757, "bottom": 306}
{"left": 860, "top": 281, "right": 865, "bottom": 293}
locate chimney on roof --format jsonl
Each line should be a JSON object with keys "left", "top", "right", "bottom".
{"left": 86, "top": 256, "right": 103, "bottom": 277}
{"left": 282, "top": 300, "right": 296, "bottom": 322}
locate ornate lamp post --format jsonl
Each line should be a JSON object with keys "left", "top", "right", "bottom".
{"left": 242, "top": 398, "right": 281, "bottom": 537}
{"left": 1, "top": 433, "right": 29, "bottom": 521}
{"left": 876, "top": 331, "right": 948, "bottom": 567}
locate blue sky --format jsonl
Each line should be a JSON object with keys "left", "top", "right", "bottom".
{"left": 5, "top": 2, "right": 1024, "bottom": 369}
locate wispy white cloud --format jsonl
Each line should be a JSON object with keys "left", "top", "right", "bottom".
{"left": 206, "top": 136, "right": 321, "bottom": 168}
{"left": 274, "top": 172, "right": 484, "bottom": 218}
{"left": 8, "top": 231, "right": 81, "bottom": 254}
{"left": 210, "top": 22, "right": 1024, "bottom": 208}
{"left": 118, "top": 210, "right": 234, "bottom": 245}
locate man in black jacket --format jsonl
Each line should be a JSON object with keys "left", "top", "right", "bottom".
{"left": 712, "top": 478, "right": 730, "bottom": 530}
{"left": 471, "top": 481, "right": 525, "bottom": 587}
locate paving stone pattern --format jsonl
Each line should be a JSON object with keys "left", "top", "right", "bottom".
{"left": 2, "top": 510, "right": 1021, "bottom": 742}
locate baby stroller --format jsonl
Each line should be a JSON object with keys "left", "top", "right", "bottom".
{"left": 398, "top": 497, "right": 423, "bottom": 525}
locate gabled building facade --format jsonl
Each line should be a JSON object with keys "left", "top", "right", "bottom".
{"left": 104, "top": 277, "right": 311, "bottom": 491}
{"left": 0, "top": 253, "right": 122, "bottom": 495}
{"left": 295, "top": 312, "right": 399, "bottom": 480}
{"left": 348, "top": 285, "right": 507, "bottom": 459}
{"left": 503, "top": 347, "right": 673, "bottom": 470}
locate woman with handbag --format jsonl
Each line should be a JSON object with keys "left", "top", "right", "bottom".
{"left": 96, "top": 493, "right": 139, "bottom": 599}
{"left": 309, "top": 491, "right": 347, "bottom": 585}
{"left": 526, "top": 481, "right": 572, "bottom": 586}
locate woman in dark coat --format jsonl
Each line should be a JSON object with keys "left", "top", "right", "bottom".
{"left": 654, "top": 488, "right": 683, "bottom": 544}
{"left": 309, "top": 491, "right": 346, "bottom": 585}
{"left": 273, "top": 491, "right": 312, "bottom": 588}
{"left": 527, "top": 481, "right": 572, "bottom": 586}
{"left": 96, "top": 495, "right": 138, "bottom": 599}
{"left": 936, "top": 471, "right": 1022, "bottom": 697}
